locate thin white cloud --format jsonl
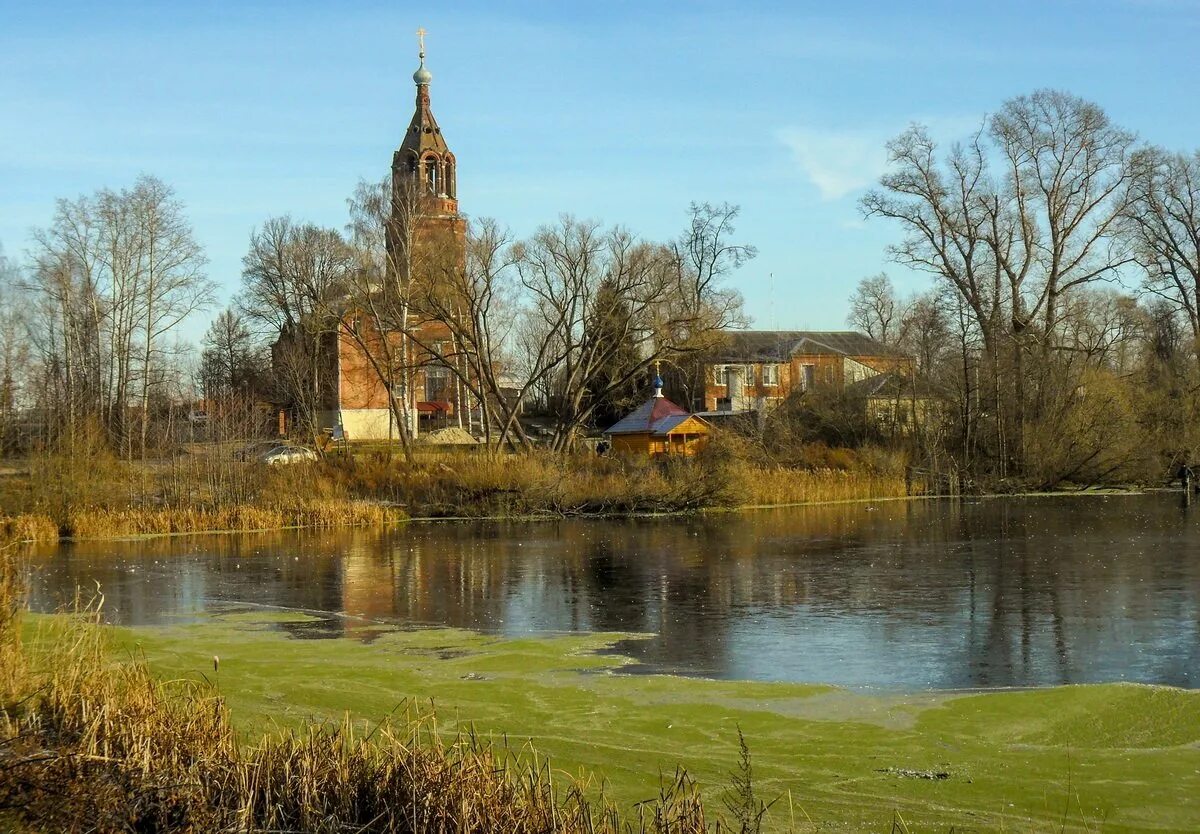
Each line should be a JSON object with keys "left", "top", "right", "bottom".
{"left": 777, "top": 115, "right": 985, "bottom": 202}
{"left": 776, "top": 127, "right": 889, "bottom": 201}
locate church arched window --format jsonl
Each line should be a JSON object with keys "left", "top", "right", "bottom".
{"left": 424, "top": 157, "right": 439, "bottom": 194}
{"left": 444, "top": 160, "right": 455, "bottom": 198}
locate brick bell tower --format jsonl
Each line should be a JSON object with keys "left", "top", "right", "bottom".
{"left": 391, "top": 28, "right": 466, "bottom": 283}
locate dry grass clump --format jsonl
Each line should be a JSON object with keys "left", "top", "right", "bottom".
{"left": 0, "top": 572, "right": 726, "bottom": 834}
{"left": 64, "top": 499, "right": 402, "bottom": 539}
{"left": 733, "top": 465, "right": 910, "bottom": 506}
{"left": 0, "top": 549, "right": 24, "bottom": 704}
{"left": 331, "top": 449, "right": 738, "bottom": 517}
{"left": 319, "top": 434, "right": 914, "bottom": 518}
{"left": 0, "top": 514, "right": 59, "bottom": 545}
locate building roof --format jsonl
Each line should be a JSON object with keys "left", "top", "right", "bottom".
{"left": 844, "top": 370, "right": 945, "bottom": 399}
{"left": 713, "top": 330, "right": 901, "bottom": 362}
{"left": 604, "top": 395, "right": 690, "bottom": 436}
{"left": 650, "top": 413, "right": 700, "bottom": 435}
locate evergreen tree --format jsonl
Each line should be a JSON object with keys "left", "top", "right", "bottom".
{"left": 584, "top": 278, "right": 646, "bottom": 428}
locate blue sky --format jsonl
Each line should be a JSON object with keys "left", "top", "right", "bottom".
{"left": 2, "top": 0, "right": 1199, "bottom": 339}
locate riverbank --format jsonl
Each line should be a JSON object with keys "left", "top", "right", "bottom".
{"left": 2, "top": 438, "right": 1163, "bottom": 545}
{"left": 0, "top": 443, "right": 911, "bottom": 543}
{"left": 9, "top": 607, "right": 1200, "bottom": 833}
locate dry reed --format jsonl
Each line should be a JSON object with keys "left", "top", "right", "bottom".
{"left": 330, "top": 449, "right": 742, "bottom": 517}
{"left": 64, "top": 500, "right": 403, "bottom": 539}
{"left": 0, "top": 514, "right": 59, "bottom": 545}
{"left": 732, "top": 465, "right": 910, "bottom": 507}
{"left": 3, "top": 432, "right": 920, "bottom": 542}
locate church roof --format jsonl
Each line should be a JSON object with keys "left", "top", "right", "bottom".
{"left": 399, "top": 97, "right": 450, "bottom": 160}
{"left": 399, "top": 99, "right": 451, "bottom": 159}
{"left": 397, "top": 38, "right": 452, "bottom": 161}
{"left": 604, "top": 395, "right": 690, "bottom": 436}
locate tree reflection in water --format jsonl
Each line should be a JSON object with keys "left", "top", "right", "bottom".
{"left": 24, "top": 495, "right": 1200, "bottom": 689}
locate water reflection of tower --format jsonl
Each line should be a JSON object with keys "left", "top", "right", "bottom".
{"left": 376, "top": 524, "right": 516, "bottom": 629}
{"left": 339, "top": 529, "right": 404, "bottom": 631}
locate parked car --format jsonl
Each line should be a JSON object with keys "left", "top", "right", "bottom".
{"left": 234, "top": 441, "right": 282, "bottom": 462}
{"left": 259, "top": 444, "right": 318, "bottom": 466}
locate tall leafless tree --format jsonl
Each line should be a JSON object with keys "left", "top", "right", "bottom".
{"left": 847, "top": 273, "right": 898, "bottom": 343}
{"left": 0, "top": 245, "right": 29, "bottom": 453}
{"left": 127, "top": 177, "right": 213, "bottom": 456}
{"left": 1123, "top": 147, "right": 1200, "bottom": 363}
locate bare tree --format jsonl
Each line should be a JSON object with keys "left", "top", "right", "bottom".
{"left": 861, "top": 124, "right": 1011, "bottom": 470}
{"left": 516, "top": 218, "right": 664, "bottom": 449}
{"left": 200, "top": 307, "right": 261, "bottom": 397}
{"left": 896, "top": 289, "right": 952, "bottom": 374}
{"left": 511, "top": 210, "right": 750, "bottom": 451}
{"left": 1124, "top": 147, "right": 1200, "bottom": 362}
{"left": 406, "top": 216, "right": 530, "bottom": 449}
{"left": 23, "top": 177, "right": 212, "bottom": 456}
{"left": 0, "top": 245, "right": 29, "bottom": 454}
{"left": 239, "top": 216, "right": 354, "bottom": 445}
{"left": 990, "top": 91, "right": 1137, "bottom": 343}
{"left": 27, "top": 195, "right": 106, "bottom": 446}
{"left": 671, "top": 202, "right": 756, "bottom": 319}
{"left": 862, "top": 90, "right": 1138, "bottom": 474}
{"left": 127, "top": 176, "right": 214, "bottom": 456}
{"left": 847, "top": 273, "right": 898, "bottom": 343}
{"left": 667, "top": 203, "right": 753, "bottom": 408}
{"left": 1057, "top": 289, "right": 1145, "bottom": 370}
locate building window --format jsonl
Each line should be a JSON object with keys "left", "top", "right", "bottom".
{"left": 762, "top": 363, "right": 779, "bottom": 386}
{"left": 445, "top": 160, "right": 455, "bottom": 198}
{"left": 712, "top": 364, "right": 726, "bottom": 386}
{"left": 425, "top": 364, "right": 451, "bottom": 402}
{"left": 801, "top": 364, "right": 815, "bottom": 390}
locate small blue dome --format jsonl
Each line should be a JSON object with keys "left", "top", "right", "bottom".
{"left": 653, "top": 375, "right": 664, "bottom": 389}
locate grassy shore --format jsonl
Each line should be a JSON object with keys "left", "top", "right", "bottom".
{"left": 11, "top": 606, "right": 1198, "bottom": 833}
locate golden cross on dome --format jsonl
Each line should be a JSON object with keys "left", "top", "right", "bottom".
{"left": 416, "top": 27, "right": 427, "bottom": 57}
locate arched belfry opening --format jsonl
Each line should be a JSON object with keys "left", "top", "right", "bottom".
{"left": 424, "top": 156, "right": 439, "bottom": 194}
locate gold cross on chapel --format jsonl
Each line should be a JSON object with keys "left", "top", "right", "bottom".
{"left": 416, "top": 27, "right": 427, "bottom": 56}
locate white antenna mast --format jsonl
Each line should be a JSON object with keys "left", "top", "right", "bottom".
{"left": 769, "top": 272, "right": 777, "bottom": 330}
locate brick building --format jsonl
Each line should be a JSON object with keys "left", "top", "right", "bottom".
{"left": 290, "top": 35, "right": 471, "bottom": 442}
{"left": 703, "top": 331, "right": 911, "bottom": 413}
